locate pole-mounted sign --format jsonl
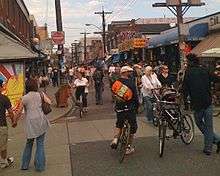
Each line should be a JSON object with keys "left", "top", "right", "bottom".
{"left": 51, "top": 31, "right": 65, "bottom": 45}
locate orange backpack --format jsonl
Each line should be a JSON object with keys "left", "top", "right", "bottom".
{"left": 111, "top": 80, "right": 133, "bottom": 102}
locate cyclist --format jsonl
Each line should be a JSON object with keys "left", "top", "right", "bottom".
{"left": 72, "top": 71, "right": 89, "bottom": 112}
{"left": 110, "top": 66, "right": 139, "bottom": 155}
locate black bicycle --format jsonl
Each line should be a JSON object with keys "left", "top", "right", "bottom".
{"left": 153, "top": 89, "right": 195, "bottom": 157}
{"left": 71, "top": 95, "right": 84, "bottom": 118}
{"left": 117, "top": 119, "right": 130, "bottom": 163}
{"left": 114, "top": 107, "right": 131, "bottom": 163}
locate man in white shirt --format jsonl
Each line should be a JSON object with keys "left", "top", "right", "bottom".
{"left": 141, "top": 66, "right": 161, "bottom": 122}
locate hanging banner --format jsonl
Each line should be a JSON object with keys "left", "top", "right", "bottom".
{"left": 0, "top": 63, "right": 24, "bottom": 111}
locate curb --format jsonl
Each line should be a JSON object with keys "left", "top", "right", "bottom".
{"left": 50, "top": 101, "right": 73, "bottom": 124}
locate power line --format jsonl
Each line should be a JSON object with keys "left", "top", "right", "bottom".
{"left": 107, "top": 0, "right": 137, "bottom": 22}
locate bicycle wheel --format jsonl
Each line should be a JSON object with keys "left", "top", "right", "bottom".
{"left": 79, "top": 109, "right": 83, "bottom": 118}
{"left": 180, "top": 114, "right": 194, "bottom": 145}
{"left": 159, "top": 119, "right": 166, "bottom": 158}
{"left": 118, "top": 121, "right": 130, "bottom": 163}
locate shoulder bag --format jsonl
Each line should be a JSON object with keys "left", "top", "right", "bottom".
{"left": 40, "top": 92, "right": 52, "bottom": 115}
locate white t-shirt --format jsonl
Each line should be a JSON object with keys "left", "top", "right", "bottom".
{"left": 74, "top": 78, "right": 88, "bottom": 87}
{"left": 141, "top": 73, "right": 161, "bottom": 97}
{"left": 74, "top": 78, "right": 89, "bottom": 93}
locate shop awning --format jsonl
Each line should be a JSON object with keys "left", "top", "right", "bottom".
{"left": 148, "top": 23, "right": 208, "bottom": 48}
{"left": 201, "top": 48, "right": 220, "bottom": 58}
{"left": 0, "top": 31, "right": 38, "bottom": 61}
{"left": 191, "top": 32, "right": 220, "bottom": 57}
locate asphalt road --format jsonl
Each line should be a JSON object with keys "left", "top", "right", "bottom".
{"left": 55, "top": 79, "right": 220, "bottom": 176}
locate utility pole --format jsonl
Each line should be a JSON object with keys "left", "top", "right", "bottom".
{"left": 80, "top": 32, "right": 90, "bottom": 62}
{"left": 95, "top": 7, "right": 112, "bottom": 57}
{"left": 71, "top": 43, "right": 74, "bottom": 66}
{"left": 152, "top": 0, "right": 205, "bottom": 68}
{"left": 55, "top": 0, "right": 63, "bottom": 84}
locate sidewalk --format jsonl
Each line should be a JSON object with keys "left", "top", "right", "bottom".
{"left": 41, "top": 85, "right": 72, "bottom": 121}
{"left": 1, "top": 85, "right": 72, "bottom": 176}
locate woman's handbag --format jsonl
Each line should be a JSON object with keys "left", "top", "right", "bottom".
{"left": 40, "top": 92, "right": 52, "bottom": 115}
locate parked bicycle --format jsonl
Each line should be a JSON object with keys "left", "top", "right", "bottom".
{"left": 152, "top": 88, "right": 195, "bottom": 157}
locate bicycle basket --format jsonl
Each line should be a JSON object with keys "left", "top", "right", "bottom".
{"left": 161, "top": 89, "right": 177, "bottom": 102}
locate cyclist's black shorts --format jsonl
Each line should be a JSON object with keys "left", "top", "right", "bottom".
{"left": 116, "top": 111, "right": 137, "bottom": 134}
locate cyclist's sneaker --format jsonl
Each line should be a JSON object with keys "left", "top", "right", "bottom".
{"left": 125, "top": 145, "right": 135, "bottom": 155}
{"left": 110, "top": 138, "right": 118, "bottom": 149}
{"left": 0, "top": 157, "right": 14, "bottom": 169}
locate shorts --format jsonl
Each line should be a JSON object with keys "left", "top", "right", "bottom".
{"left": 0, "top": 127, "right": 8, "bottom": 152}
{"left": 116, "top": 111, "right": 138, "bottom": 134}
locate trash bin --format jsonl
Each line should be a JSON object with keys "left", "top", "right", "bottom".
{"left": 55, "top": 84, "right": 71, "bottom": 107}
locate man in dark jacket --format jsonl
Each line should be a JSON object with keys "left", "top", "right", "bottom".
{"left": 110, "top": 66, "right": 139, "bottom": 155}
{"left": 93, "top": 67, "right": 104, "bottom": 105}
{"left": 183, "top": 54, "right": 220, "bottom": 155}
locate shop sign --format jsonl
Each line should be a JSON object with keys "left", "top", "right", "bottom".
{"left": 0, "top": 63, "right": 24, "bottom": 111}
{"left": 209, "top": 15, "right": 220, "bottom": 31}
{"left": 133, "top": 38, "right": 146, "bottom": 48}
{"left": 118, "top": 40, "right": 133, "bottom": 52}
{"left": 51, "top": 31, "right": 65, "bottom": 45}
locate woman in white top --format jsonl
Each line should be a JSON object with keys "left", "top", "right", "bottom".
{"left": 73, "top": 71, "right": 89, "bottom": 112}
{"left": 141, "top": 66, "right": 161, "bottom": 122}
{"left": 17, "top": 79, "right": 51, "bottom": 172}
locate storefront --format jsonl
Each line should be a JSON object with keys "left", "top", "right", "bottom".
{"left": 0, "top": 31, "right": 37, "bottom": 111}
{"left": 191, "top": 13, "right": 220, "bottom": 71}
{"left": 118, "top": 38, "right": 147, "bottom": 64}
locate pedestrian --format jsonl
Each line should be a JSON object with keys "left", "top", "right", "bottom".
{"left": 17, "top": 79, "right": 51, "bottom": 171}
{"left": 0, "top": 79, "right": 17, "bottom": 169}
{"left": 68, "top": 67, "right": 74, "bottom": 83}
{"left": 47, "top": 66, "right": 53, "bottom": 84}
{"left": 157, "top": 65, "right": 175, "bottom": 88}
{"left": 183, "top": 54, "right": 220, "bottom": 155}
{"left": 73, "top": 72, "right": 89, "bottom": 112}
{"left": 141, "top": 66, "right": 161, "bottom": 122}
{"left": 93, "top": 67, "right": 104, "bottom": 105}
{"left": 52, "top": 68, "right": 59, "bottom": 87}
{"left": 110, "top": 66, "right": 139, "bottom": 154}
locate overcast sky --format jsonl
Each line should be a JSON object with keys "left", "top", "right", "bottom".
{"left": 23, "top": 0, "right": 220, "bottom": 46}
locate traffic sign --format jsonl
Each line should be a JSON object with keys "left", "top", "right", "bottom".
{"left": 51, "top": 31, "right": 65, "bottom": 45}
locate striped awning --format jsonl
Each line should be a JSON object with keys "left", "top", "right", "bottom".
{"left": 191, "top": 32, "right": 220, "bottom": 57}
{"left": 0, "top": 31, "right": 38, "bottom": 61}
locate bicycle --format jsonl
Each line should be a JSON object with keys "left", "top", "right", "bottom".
{"left": 71, "top": 94, "right": 84, "bottom": 118}
{"left": 153, "top": 89, "right": 195, "bottom": 157}
{"left": 114, "top": 108, "right": 131, "bottom": 164}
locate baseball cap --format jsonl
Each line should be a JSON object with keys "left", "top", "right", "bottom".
{"left": 120, "top": 66, "right": 133, "bottom": 73}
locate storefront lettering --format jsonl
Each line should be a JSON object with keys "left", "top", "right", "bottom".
{"left": 210, "top": 16, "right": 220, "bottom": 26}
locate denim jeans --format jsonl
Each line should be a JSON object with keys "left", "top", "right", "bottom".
{"left": 143, "top": 96, "right": 154, "bottom": 121}
{"left": 21, "top": 133, "right": 46, "bottom": 171}
{"left": 194, "top": 105, "right": 220, "bottom": 152}
{"left": 95, "top": 84, "right": 103, "bottom": 104}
